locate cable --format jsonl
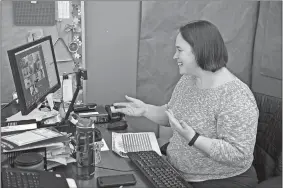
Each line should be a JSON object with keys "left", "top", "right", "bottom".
{"left": 1, "top": 98, "right": 18, "bottom": 110}
{"left": 95, "top": 166, "right": 134, "bottom": 172}
{"left": 71, "top": 162, "right": 134, "bottom": 173}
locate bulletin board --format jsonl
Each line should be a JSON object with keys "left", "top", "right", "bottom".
{"left": 1, "top": 1, "right": 85, "bottom": 103}
{"left": 64, "top": 1, "right": 84, "bottom": 70}
{"left": 53, "top": 1, "right": 84, "bottom": 69}
{"left": 12, "top": 1, "right": 84, "bottom": 69}
{"left": 13, "top": 1, "right": 56, "bottom": 26}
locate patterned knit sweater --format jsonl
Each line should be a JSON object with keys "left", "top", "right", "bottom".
{"left": 166, "top": 75, "right": 259, "bottom": 182}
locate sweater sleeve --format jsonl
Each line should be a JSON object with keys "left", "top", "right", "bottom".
{"left": 209, "top": 89, "right": 259, "bottom": 167}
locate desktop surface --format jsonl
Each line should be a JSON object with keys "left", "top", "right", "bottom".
{"left": 1, "top": 103, "right": 154, "bottom": 188}
{"left": 53, "top": 127, "right": 153, "bottom": 188}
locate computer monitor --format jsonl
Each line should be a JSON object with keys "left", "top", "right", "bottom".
{"left": 7, "top": 35, "right": 61, "bottom": 115}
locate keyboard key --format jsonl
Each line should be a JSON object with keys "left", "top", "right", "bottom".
{"left": 2, "top": 168, "right": 40, "bottom": 188}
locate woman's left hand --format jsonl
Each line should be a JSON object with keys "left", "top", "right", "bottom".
{"left": 165, "top": 109, "right": 196, "bottom": 142}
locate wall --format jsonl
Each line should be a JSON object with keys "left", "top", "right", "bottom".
{"left": 138, "top": 1, "right": 259, "bottom": 106}
{"left": 252, "top": 1, "right": 282, "bottom": 98}
{"left": 84, "top": 1, "right": 140, "bottom": 104}
{"left": 138, "top": 0, "right": 260, "bottom": 137}
{"left": 0, "top": 2, "right": 2, "bottom": 105}
{"left": 1, "top": 1, "right": 74, "bottom": 103}
{"left": 84, "top": 1, "right": 147, "bottom": 133}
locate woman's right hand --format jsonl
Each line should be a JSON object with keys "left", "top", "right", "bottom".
{"left": 112, "top": 95, "right": 147, "bottom": 117}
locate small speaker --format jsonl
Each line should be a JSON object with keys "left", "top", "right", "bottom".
{"left": 13, "top": 1, "right": 56, "bottom": 26}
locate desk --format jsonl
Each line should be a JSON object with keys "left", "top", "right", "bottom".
{"left": 55, "top": 127, "right": 153, "bottom": 188}
{"left": 1, "top": 103, "right": 154, "bottom": 188}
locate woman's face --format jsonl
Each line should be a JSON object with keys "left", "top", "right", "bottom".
{"left": 173, "top": 33, "right": 199, "bottom": 75}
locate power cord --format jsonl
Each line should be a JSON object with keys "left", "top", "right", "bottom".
{"left": 71, "top": 162, "right": 134, "bottom": 173}
{"left": 95, "top": 166, "right": 134, "bottom": 172}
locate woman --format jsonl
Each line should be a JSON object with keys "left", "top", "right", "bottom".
{"left": 112, "top": 20, "right": 259, "bottom": 188}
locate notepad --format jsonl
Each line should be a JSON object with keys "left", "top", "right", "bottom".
{"left": 122, "top": 133, "right": 152, "bottom": 152}
{"left": 2, "top": 128, "right": 62, "bottom": 146}
{"left": 1, "top": 119, "right": 37, "bottom": 133}
{"left": 112, "top": 132, "right": 162, "bottom": 158}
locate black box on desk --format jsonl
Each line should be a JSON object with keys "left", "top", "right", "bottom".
{"left": 77, "top": 105, "right": 110, "bottom": 124}
{"left": 53, "top": 122, "right": 76, "bottom": 136}
{"left": 73, "top": 103, "right": 97, "bottom": 113}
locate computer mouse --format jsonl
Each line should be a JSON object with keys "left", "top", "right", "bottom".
{"left": 107, "top": 120, "right": 128, "bottom": 131}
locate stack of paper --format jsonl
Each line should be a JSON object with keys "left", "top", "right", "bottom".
{"left": 1, "top": 128, "right": 74, "bottom": 170}
{"left": 1, "top": 128, "right": 69, "bottom": 152}
{"left": 46, "top": 143, "right": 76, "bottom": 170}
{"left": 112, "top": 132, "right": 162, "bottom": 158}
{"left": 46, "top": 138, "right": 109, "bottom": 169}
{"left": 6, "top": 108, "right": 59, "bottom": 122}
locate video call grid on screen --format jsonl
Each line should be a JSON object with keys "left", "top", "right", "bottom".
{"left": 14, "top": 40, "right": 58, "bottom": 108}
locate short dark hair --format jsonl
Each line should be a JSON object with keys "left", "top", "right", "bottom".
{"left": 179, "top": 20, "right": 228, "bottom": 72}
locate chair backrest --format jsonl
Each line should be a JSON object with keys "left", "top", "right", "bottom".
{"left": 252, "top": 92, "right": 282, "bottom": 182}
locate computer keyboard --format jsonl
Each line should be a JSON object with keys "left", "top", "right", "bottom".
{"left": 2, "top": 168, "right": 40, "bottom": 188}
{"left": 127, "top": 151, "right": 193, "bottom": 188}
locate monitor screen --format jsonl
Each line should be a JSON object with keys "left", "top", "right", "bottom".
{"left": 7, "top": 36, "right": 60, "bottom": 115}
